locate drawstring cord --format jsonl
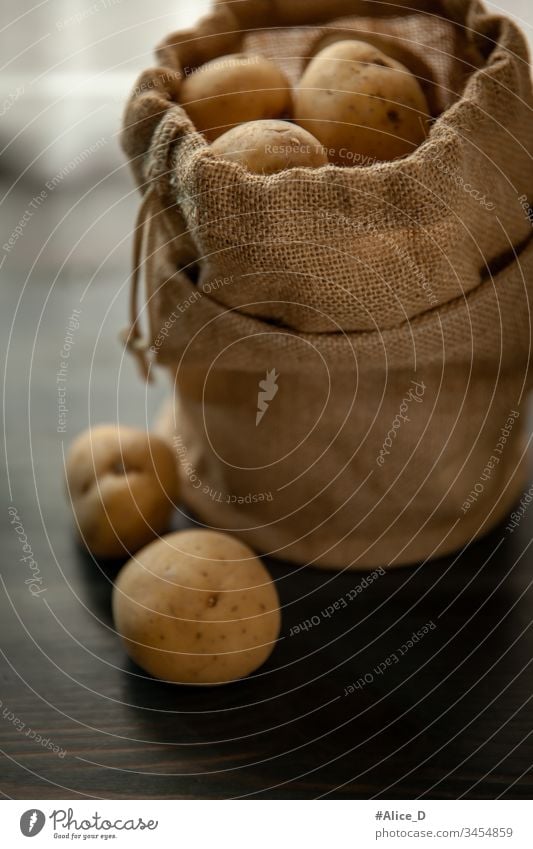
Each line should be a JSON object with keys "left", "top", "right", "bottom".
{"left": 120, "top": 185, "right": 158, "bottom": 382}
{"left": 122, "top": 107, "right": 204, "bottom": 382}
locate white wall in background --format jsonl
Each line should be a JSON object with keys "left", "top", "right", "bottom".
{"left": 1, "top": 0, "right": 209, "bottom": 181}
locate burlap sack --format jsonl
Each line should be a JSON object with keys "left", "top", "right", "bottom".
{"left": 121, "top": 0, "right": 533, "bottom": 569}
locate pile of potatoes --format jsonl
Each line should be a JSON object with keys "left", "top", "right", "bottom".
{"left": 65, "top": 425, "right": 280, "bottom": 685}
{"left": 177, "top": 39, "right": 430, "bottom": 172}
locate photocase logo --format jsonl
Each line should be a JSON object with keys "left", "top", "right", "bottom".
{"left": 256, "top": 369, "right": 279, "bottom": 426}
{"left": 20, "top": 809, "right": 45, "bottom": 837}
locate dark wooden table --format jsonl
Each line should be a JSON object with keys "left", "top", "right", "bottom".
{"left": 1, "top": 265, "right": 533, "bottom": 800}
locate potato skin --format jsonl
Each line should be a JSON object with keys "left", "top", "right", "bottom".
{"left": 66, "top": 425, "right": 178, "bottom": 559}
{"left": 294, "top": 40, "right": 430, "bottom": 165}
{"left": 210, "top": 119, "right": 329, "bottom": 173}
{"left": 179, "top": 54, "right": 292, "bottom": 141}
{"left": 112, "top": 530, "right": 281, "bottom": 685}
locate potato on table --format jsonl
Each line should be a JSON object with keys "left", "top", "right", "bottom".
{"left": 66, "top": 425, "right": 178, "bottom": 559}
{"left": 210, "top": 119, "right": 329, "bottom": 173}
{"left": 112, "top": 530, "right": 281, "bottom": 685}
{"left": 294, "top": 39, "right": 430, "bottom": 164}
{"left": 179, "top": 54, "right": 292, "bottom": 141}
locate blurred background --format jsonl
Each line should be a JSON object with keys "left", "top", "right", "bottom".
{"left": 0, "top": 1, "right": 215, "bottom": 452}
{"left": 0, "top": 0, "right": 209, "bottom": 278}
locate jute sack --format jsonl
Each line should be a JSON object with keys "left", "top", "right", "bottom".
{"left": 121, "top": 0, "right": 533, "bottom": 569}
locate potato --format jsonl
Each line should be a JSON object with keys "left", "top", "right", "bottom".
{"left": 179, "top": 54, "right": 292, "bottom": 141}
{"left": 307, "top": 31, "right": 435, "bottom": 109}
{"left": 210, "top": 119, "right": 329, "bottom": 173}
{"left": 66, "top": 425, "right": 178, "bottom": 559}
{"left": 112, "top": 530, "right": 281, "bottom": 685}
{"left": 294, "top": 40, "right": 430, "bottom": 165}
{"left": 158, "top": 8, "right": 241, "bottom": 72}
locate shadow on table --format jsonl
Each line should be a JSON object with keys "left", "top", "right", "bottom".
{"left": 80, "top": 518, "right": 532, "bottom": 797}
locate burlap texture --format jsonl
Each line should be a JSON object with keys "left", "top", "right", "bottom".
{"left": 121, "top": 0, "right": 533, "bottom": 569}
